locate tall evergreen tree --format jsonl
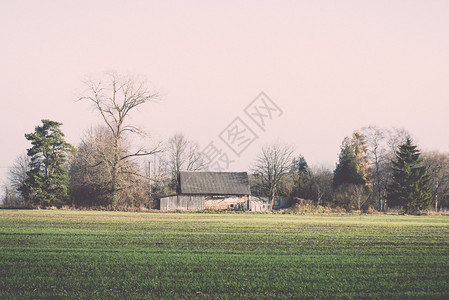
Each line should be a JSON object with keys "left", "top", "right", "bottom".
{"left": 291, "top": 155, "right": 313, "bottom": 199}
{"left": 22, "top": 120, "right": 75, "bottom": 207}
{"left": 387, "top": 138, "right": 432, "bottom": 213}
{"left": 333, "top": 138, "right": 368, "bottom": 210}
{"left": 333, "top": 138, "right": 365, "bottom": 188}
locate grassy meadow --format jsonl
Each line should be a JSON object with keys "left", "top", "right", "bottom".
{"left": 0, "top": 210, "right": 448, "bottom": 298}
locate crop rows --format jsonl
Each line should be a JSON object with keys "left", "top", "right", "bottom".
{"left": 1, "top": 210, "right": 448, "bottom": 298}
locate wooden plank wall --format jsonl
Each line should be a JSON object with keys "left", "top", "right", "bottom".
{"left": 160, "top": 195, "right": 205, "bottom": 210}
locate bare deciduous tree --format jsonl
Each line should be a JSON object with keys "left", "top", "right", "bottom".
{"left": 252, "top": 143, "right": 295, "bottom": 207}
{"left": 310, "top": 166, "right": 333, "bottom": 205}
{"left": 79, "top": 72, "right": 161, "bottom": 207}
{"left": 70, "top": 126, "right": 150, "bottom": 208}
{"left": 7, "top": 153, "right": 31, "bottom": 206}
{"left": 387, "top": 127, "right": 410, "bottom": 154}
{"left": 145, "top": 153, "right": 171, "bottom": 200}
{"left": 422, "top": 151, "right": 449, "bottom": 211}
{"left": 362, "top": 125, "right": 387, "bottom": 210}
{"left": 70, "top": 126, "right": 115, "bottom": 207}
{"left": 2, "top": 184, "right": 23, "bottom": 207}
{"left": 350, "top": 184, "right": 371, "bottom": 211}
{"left": 332, "top": 184, "right": 370, "bottom": 212}
{"left": 361, "top": 126, "right": 411, "bottom": 211}
{"left": 166, "top": 133, "right": 204, "bottom": 191}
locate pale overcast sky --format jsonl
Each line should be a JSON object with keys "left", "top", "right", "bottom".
{"left": 1, "top": 0, "right": 449, "bottom": 190}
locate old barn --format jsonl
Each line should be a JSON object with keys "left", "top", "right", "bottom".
{"left": 159, "top": 171, "right": 269, "bottom": 211}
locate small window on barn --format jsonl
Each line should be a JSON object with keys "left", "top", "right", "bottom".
{"left": 230, "top": 204, "right": 234, "bottom": 208}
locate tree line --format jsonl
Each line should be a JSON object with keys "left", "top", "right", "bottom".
{"left": 3, "top": 73, "right": 449, "bottom": 213}
{"left": 251, "top": 128, "right": 449, "bottom": 214}
{"left": 2, "top": 73, "right": 206, "bottom": 210}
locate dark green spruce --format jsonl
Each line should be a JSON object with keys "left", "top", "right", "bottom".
{"left": 21, "top": 119, "right": 75, "bottom": 207}
{"left": 387, "top": 137, "right": 432, "bottom": 213}
{"left": 333, "top": 140, "right": 365, "bottom": 188}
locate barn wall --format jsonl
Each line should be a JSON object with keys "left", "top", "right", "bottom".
{"left": 160, "top": 195, "right": 205, "bottom": 210}
{"left": 205, "top": 196, "right": 249, "bottom": 210}
{"left": 249, "top": 196, "right": 272, "bottom": 211}
{"left": 160, "top": 195, "right": 255, "bottom": 210}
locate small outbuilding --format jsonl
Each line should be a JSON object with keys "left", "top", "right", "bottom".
{"left": 160, "top": 171, "right": 256, "bottom": 210}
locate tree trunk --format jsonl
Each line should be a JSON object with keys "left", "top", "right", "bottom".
{"left": 270, "top": 184, "right": 276, "bottom": 210}
{"left": 111, "top": 132, "right": 121, "bottom": 208}
{"left": 435, "top": 193, "right": 438, "bottom": 212}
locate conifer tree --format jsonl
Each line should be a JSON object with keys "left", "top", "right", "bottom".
{"left": 387, "top": 138, "right": 432, "bottom": 213}
{"left": 333, "top": 137, "right": 370, "bottom": 210}
{"left": 22, "top": 120, "right": 75, "bottom": 207}
{"left": 291, "top": 155, "right": 313, "bottom": 199}
{"left": 333, "top": 138, "right": 365, "bottom": 188}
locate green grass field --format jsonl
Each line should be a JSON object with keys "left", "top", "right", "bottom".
{"left": 1, "top": 210, "right": 448, "bottom": 299}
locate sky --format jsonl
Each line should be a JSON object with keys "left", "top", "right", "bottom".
{"left": 1, "top": 0, "right": 449, "bottom": 194}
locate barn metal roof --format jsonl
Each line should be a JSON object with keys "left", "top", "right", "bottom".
{"left": 178, "top": 171, "right": 251, "bottom": 195}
